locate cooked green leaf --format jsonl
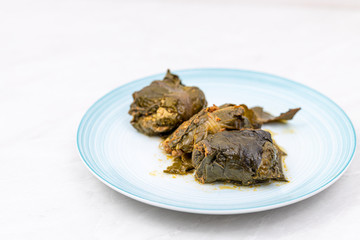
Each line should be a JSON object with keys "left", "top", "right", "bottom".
{"left": 129, "top": 70, "right": 207, "bottom": 135}
{"left": 192, "top": 130, "right": 286, "bottom": 185}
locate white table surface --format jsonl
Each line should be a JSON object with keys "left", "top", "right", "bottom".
{"left": 1, "top": 0, "right": 360, "bottom": 239}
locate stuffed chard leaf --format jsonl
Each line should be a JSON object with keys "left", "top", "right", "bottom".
{"left": 162, "top": 104, "right": 299, "bottom": 157}
{"left": 192, "top": 130, "right": 286, "bottom": 185}
{"left": 129, "top": 70, "right": 207, "bottom": 135}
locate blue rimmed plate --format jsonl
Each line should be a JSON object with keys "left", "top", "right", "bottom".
{"left": 77, "top": 69, "right": 356, "bottom": 214}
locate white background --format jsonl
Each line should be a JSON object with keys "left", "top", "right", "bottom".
{"left": 1, "top": 0, "right": 360, "bottom": 239}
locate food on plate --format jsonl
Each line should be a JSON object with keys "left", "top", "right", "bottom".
{"left": 129, "top": 70, "right": 301, "bottom": 186}
{"left": 192, "top": 130, "right": 286, "bottom": 185}
{"left": 162, "top": 104, "right": 300, "bottom": 157}
{"left": 251, "top": 106, "right": 300, "bottom": 124}
{"left": 163, "top": 153, "right": 193, "bottom": 175}
{"left": 128, "top": 70, "right": 207, "bottom": 135}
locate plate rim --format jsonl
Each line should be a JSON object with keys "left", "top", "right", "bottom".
{"left": 77, "top": 68, "right": 357, "bottom": 214}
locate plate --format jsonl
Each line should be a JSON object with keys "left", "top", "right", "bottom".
{"left": 77, "top": 69, "right": 356, "bottom": 214}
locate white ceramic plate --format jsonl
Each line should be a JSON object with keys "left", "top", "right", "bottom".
{"left": 77, "top": 69, "right": 356, "bottom": 214}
